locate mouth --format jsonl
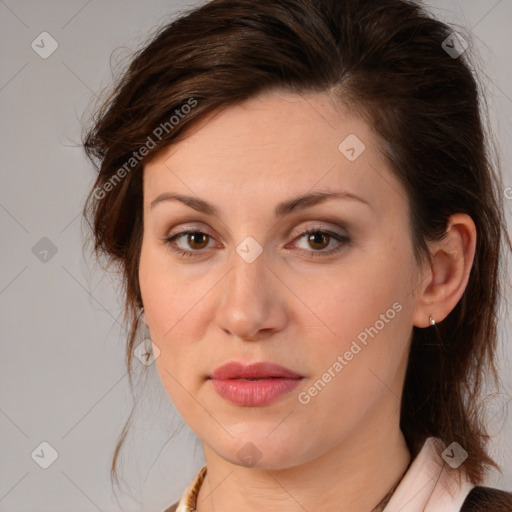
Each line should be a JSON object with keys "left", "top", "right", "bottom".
{"left": 209, "top": 361, "right": 303, "bottom": 380}
{"left": 209, "top": 376, "right": 303, "bottom": 406}
{"left": 208, "top": 361, "right": 304, "bottom": 406}
{"left": 232, "top": 377, "right": 282, "bottom": 381}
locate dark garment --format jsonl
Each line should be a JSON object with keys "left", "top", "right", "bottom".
{"left": 460, "top": 486, "right": 512, "bottom": 511}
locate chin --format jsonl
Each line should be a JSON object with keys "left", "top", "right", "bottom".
{"left": 214, "top": 432, "right": 308, "bottom": 470}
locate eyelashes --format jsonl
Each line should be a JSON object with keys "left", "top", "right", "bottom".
{"left": 164, "top": 227, "right": 350, "bottom": 259}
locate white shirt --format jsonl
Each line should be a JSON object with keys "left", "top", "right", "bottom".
{"left": 383, "top": 437, "right": 475, "bottom": 511}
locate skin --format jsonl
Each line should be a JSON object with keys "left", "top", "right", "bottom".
{"left": 138, "top": 90, "right": 476, "bottom": 512}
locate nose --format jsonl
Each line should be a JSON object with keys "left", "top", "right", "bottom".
{"left": 214, "top": 247, "right": 287, "bottom": 342}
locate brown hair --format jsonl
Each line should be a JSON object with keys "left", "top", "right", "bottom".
{"left": 82, "top": 0, "right": 512, "bottom": 500}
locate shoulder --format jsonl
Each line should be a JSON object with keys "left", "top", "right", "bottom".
{"left": 162, "top": 501, "right": 179, "bottom": 512}
{"left": 461, "top": 486, "right": 512, "bottom": 511}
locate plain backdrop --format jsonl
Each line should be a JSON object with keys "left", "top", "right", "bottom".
{"left": 1, "top": 0, "right": 511, "bottom": 511}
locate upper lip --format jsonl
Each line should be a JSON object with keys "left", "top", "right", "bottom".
{"left": 210, "top": 361, "right": 303, "bottom": 380}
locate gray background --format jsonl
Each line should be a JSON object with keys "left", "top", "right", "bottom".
{"left": 0, "top": 0, "right": 511, "bottom": 510}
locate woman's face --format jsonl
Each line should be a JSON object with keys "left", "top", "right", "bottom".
{"left": 139, "top": 90, "right": 423, "bottom": 469}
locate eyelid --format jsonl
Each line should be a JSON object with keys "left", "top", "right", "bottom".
{"left": 288, "top": 221, "right": 348, "bottom": 239}
{"left": 166, "top": 222, "right": 215, "bottom": 238}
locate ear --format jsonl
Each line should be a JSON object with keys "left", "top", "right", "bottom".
{"left": 412, "top": 213, "right": 477, "bottom": 328}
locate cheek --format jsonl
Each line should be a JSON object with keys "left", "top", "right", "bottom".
{"left": 296, "top": 271, "right": 411, "bottom": 430}
{"left": 297, "top": 245, "right": 414, "bottom": 404}
{"left": 139, "top": 243, "right": 181, "bottom": 368}
{"left": 304, "top": 254, "right": 409, "bottom": 343}
{"left": 138, "top": 241, "right": 214, "bottom": 389}
{"left": 139, "top": 240, "right": 197, "bottom": 333}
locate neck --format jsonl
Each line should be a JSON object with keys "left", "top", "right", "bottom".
{"left": 195, "top": 402, "right": 411, "bottom": 512}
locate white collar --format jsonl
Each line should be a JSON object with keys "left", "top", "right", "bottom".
{"left": 383, "top": 437, "right": 475, "bottom": 512}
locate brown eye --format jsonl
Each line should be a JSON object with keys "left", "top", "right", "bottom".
{"left": 187, "top": 232, "right": 210, "bottom": 250}
{"left": 292, "top": 228, "right": 350, "bottom": 258}
{"left": 307, "top": 232, "right": 330, "bottom": 250}
{"left": 165, "top": 230, "right": 215, "bottom": 257}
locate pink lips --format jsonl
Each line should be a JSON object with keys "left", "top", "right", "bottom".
{"left": 209, "top": 361, "right": 304, "bottom": 407}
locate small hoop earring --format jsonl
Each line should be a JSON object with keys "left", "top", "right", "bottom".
{"left": 429, "top": 316, "right": 436, "bottom": 327}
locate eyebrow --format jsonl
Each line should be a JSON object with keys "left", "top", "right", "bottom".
{"left": 149, "top": 190, "right": 372, "bottom": 217}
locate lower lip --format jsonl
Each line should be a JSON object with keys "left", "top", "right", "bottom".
{"left": 210, "top": 377, "right": 303, "bottom": 406}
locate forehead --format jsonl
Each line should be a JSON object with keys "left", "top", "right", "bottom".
{"left": 143, "top": 90, "right": 405, "bottom": 217}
